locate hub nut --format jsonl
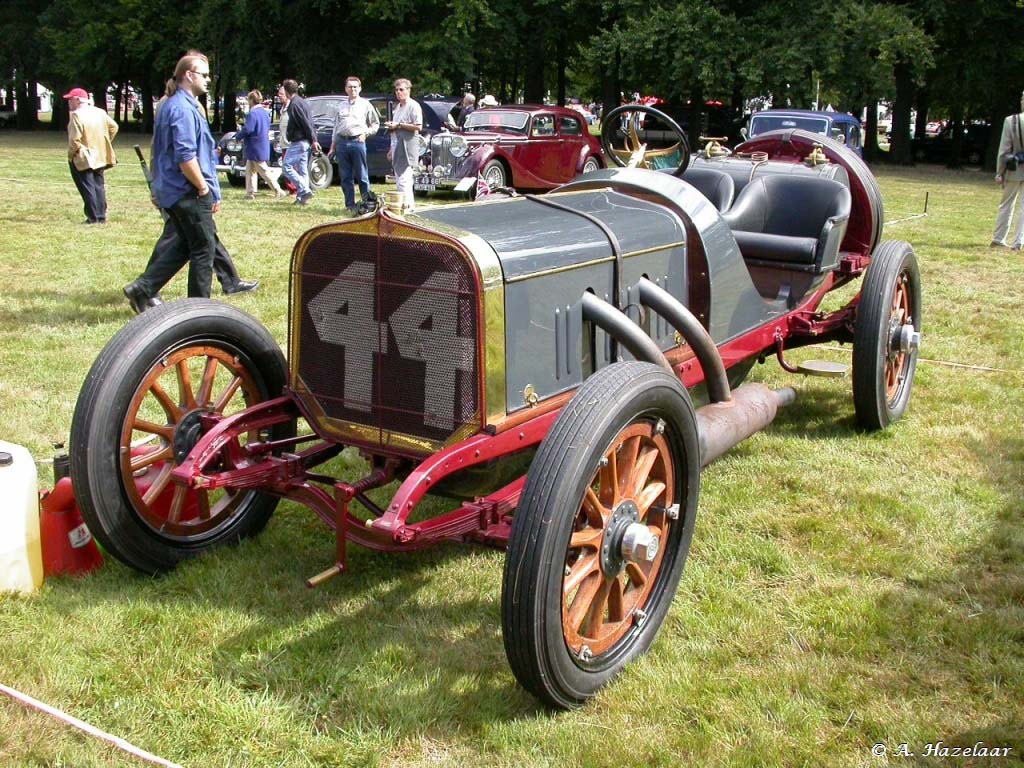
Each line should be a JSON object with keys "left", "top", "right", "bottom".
{"left": 899, "top": 324, "right": 921, "bottom": 353}
{"left": 620, "top": 522, "right": 659, "bottom": 563}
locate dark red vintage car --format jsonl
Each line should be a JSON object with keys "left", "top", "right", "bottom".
{"left": 416, "top": 104, "right": 604, "bottom": 194}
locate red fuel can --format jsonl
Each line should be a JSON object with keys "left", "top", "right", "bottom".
{"left": 39, "top": 476, "right": 103, "bottom": 577}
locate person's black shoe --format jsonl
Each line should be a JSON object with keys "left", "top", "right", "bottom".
{"left": 224, "top": 279, "right": 259, "bottom": 295}
{"left": 123, "top": 281, "right": 163, "bottom": 314}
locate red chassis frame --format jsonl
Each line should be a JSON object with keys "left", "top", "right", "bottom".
{"left": 169, "top": 255, "right": 866, "bottom": 586}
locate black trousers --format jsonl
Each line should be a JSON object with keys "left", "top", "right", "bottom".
{"left": 139, "top": 216, "right": 241, "bottom": 295}
{"left": 138, "top": 192, "right": 217, "bottom": 298}
{"left": 68, "top": 162, "right": 107, "bottom": 222}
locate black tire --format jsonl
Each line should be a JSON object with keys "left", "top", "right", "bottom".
{"left": 581, "top": 155, "right": 601, "bottom": 175}
{"left": 227, "top": 174, "right": 245, "bottom": 188}
{"left": 852, "top": 240, "right": 922, "bottom": 430}
{"left": 501, "top": 362, "right": 700, "bottom": 708}
{"left": 69, "top": 300, "right": 294, "bottom": 574}
{"left": 481, "top": 159, "right": 507, "bottom": 190}
{"left": 309, "top": 153, "right": 333, "bottom": 190}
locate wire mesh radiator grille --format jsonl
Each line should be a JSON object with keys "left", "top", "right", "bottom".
{"left": 290, "top": 218, "right": 481, "bottom": 453}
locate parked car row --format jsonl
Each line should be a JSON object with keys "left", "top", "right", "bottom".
{"left": 228, "top": 101, "right": 998, "bottom": 197}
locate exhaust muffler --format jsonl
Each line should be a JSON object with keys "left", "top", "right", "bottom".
{"left": 695, "top": 383, "right": 796, "bottom": 467}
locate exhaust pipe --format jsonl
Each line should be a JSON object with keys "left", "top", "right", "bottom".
{"left": 695, "top": 383, "right": 796, "bottom": 467}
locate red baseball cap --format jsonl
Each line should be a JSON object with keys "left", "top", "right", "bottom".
{"left": 62, "top": 87, "right": 88, "bottom": 99}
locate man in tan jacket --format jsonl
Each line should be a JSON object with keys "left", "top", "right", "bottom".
{"left": 992, "top": 90, "right": 1024, "bottom": 249}
{"left": 64, "top": 87, "right": 118, "bottom": 224}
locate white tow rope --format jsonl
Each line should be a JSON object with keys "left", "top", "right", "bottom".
{"left": 0, "top": 683, "right": 183, "bottom": 768}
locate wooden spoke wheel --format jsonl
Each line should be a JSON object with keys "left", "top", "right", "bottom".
{"left": 852, "top": 240, "right": 922, "bottom": 430}
{"left": 120, "top": 344, "right": 263, "bottom": 541}
{"left": 70, "top": 300, "right": 293, "bottom": 574}
{"left": 502, "top": 362, "right": 700, "bottom": 709}
{"left": 562, "top": 421, "right": 675, "bottom": 658}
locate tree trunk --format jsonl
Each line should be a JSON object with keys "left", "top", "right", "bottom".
{"left": 17, "top": 77, "right": 39, "bottom": 130}
{"left": 556, "top": 48, "right": 566, "bottom": 107}
{"left": 889, "top": 61, "right": 914, "bottom": 165}
{"left": 946, "top": 106, "right": 963, "bottom": 170}
{"left": 687, "top": 86, "right": 704, "bottom": 149}
{"left": 862, "top": 102, "right": 880, "bottom": 163}
{"left": 601, "top": 47, "right": 620, "bottom": 126}
{"left": 221, "top": 72, "right": 237, "bottom": 133}
{"left": 524, "top": 32, "right": 545, "bottom": 103}
{"left": 141, "top": 78, "right": 154, "bottom": 133}
{"left": 913, "top": 88, "right": 929, "bottom": 140}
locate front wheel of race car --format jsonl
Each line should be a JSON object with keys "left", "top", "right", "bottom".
{"left": 852, "top": 240, "right": 922, "bottom": 430}
{"left": 69, "top": 300, "right": 294, "bottom": 575}
{"left": 501, "top": 362, "right": 700, "bottom": 708}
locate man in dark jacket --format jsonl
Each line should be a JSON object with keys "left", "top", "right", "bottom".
{"left": 277, "top": 79, "right": 320, "bottom": 205}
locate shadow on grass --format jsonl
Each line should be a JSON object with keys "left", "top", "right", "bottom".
{"left": 0, "top": 286, "right": 135, "bottom": 328}
{"left": 49, "top": 499, "right": 544, "bottom": 732}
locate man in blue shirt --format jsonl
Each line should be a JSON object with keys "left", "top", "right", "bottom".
{"left": 124, "top": 51, "right": 222, "bottom": 309}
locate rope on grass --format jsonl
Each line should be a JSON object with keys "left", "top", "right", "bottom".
{"left": 819, "top": 345, "right": 1023, "bottom": 375}
{"left": 0, "top": 682, "right": 183, "bottom": 768}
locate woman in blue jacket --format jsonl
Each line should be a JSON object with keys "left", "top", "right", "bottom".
{"left": 235, "top": 90, "right": 286, "bottom": 199}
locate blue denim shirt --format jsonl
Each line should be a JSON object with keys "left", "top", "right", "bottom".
{"left": 152, "top": 88, "right": 222, "bottom": 208}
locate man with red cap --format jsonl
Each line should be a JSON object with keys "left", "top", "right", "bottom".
{"left": 63, "top": 87, "right": 118, "bottom": 224}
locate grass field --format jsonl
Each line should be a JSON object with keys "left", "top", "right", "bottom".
{"left": 0, "top": 131, "right": 1022, "bottom": 767}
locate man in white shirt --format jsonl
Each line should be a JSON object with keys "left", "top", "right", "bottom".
{"left": 328, "top": 76, "right": 381, "bottom": 211}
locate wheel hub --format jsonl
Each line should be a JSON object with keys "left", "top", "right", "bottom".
{"left": 172, "top": 408, "right": 212, "bottom": 465}
{"left": 600, "top": 500, "right": 660, "bottom": 576}
{"left": 898, "top": 323, "right": 920, "bottom": 354}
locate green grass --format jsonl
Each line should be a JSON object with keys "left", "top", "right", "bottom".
{"left": 1, "top": 132, "right": 1022, "bottom": 767}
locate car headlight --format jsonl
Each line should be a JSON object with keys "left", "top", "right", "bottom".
{"left": 226, "top": 139, "right": 242, "bottom": 152}
{"left": 449, "top": 135, "right": 469, "bottom": 158}
{"left": 416, "top": 135, "right": 430, "bottom": 157}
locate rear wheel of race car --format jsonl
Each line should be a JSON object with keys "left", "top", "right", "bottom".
{"left": 482, "top": 159, "right": 507, "bottom": 190}
{"left": 69, "top": 300, "right": 294, "bottom": 574}
{"left": 852, "top": 240, "right": 922, "bottom": 430}
{"left": 309, "top": 153, "right": 333, "bottom": 190}
{"left": 502, "top": 362, "right": 700, "bottom": 708}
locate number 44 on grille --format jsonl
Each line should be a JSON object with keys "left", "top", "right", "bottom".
{"left": 69, "top": 106, "right": 921, "bottom": 709}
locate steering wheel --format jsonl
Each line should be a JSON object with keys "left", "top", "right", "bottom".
{"left": 601, "top": 104, "right": 691, "bottom": 177}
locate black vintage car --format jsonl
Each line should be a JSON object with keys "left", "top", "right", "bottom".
{"left": 911, "top": 122, "right": 991, "bottom": 165}
{"left": 217, "top": 93, "right": 457, "bottom": 190}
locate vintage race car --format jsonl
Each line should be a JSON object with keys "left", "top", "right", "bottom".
{"left": 70, "top": 106, "right": 921, "bottom": 709}
{"left": 415, "top": 104, "right": 604, "bottom": 195}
